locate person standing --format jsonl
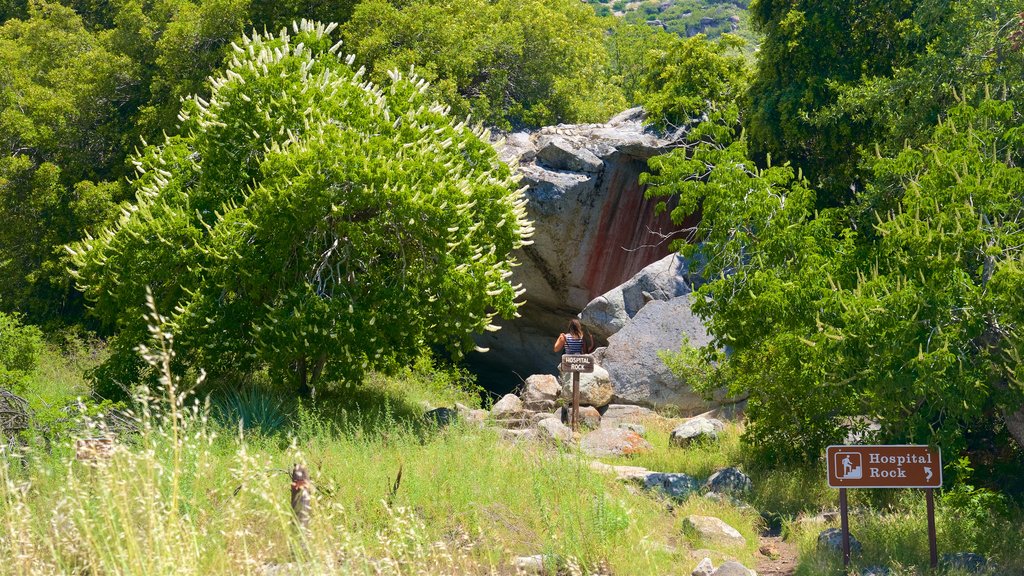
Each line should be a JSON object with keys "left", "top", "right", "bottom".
{"left": 553, "top": 318, "right": 592, "bottom": 355}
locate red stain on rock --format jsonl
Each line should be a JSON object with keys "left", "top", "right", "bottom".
{"left": 581, "top": 159, "right": 698, "bottom": 300}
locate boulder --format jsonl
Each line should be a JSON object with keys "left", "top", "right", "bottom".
{"left": 499, "top": 428, "right": 538, "bottom": 443}
{"left": 705, "top": 467, "right": 753, "bottom": 495}
{"left": 817, "top": 528, "right": 861, "bottom": 556}
{"left": 535, "top": 417, "right": 572, "bottom": 444}
{"left": 643, "top": 472, "right": 700, "bottom": 500}
{"left": 513, "top": 555, "right": 545, "bottom": 574}
{"left": 617, "top": 422, "right": 646, "bottom": 435}
{"left": 521, "top": 374, "right": 560, "bottom": 411}
{"left": 559, "top": 365, "right": 614, "bottom": 407}
{"left": 589, "top": 460, "right": 651, "bottom": 482}
{"left": 490, "top": 394, "right": 524, "bottom": 419}
{"left": 455, "top": 403, "right": 488, "bottom": 427}
{"left": 580, "top": 427, "right": 653, "bottom": 458}
{"left": 600, "top": 403, "right": 658, "bottom": 425}
{"left": 603, "top": 296, "right": 734, "bottom": 413}
{"left": 1005, "top": 406, "right": 1024, "bottom": 452}
{"left": 670, "top": 417, "right": 725, "bottom": 447}
{"left": 470, "top": 109, "right": 692, "bottom": 381}
{"left": 581, "top": 253, "right": 702, "bottom": 340}
{"left": 683, "top": 515, "right": 746, "bottom": 548}
{"left": 712, "top": 561, "right": 755, "bottom": 576}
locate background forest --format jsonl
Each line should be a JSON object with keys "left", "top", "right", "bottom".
{"left": 1, "top": 0, "right": 1024, "bottom": 573}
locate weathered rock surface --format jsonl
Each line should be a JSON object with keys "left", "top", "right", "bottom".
{"left": 692, "top": 557, "right": 715, "bottom": 576}
{"left": 490, "top": 394, "right": 525, "bottom": 419}
{"left": 600, "top": 403, "right": 658, "bottom": 425}
{"left": 940, "top": 552, "right": 988, "bottom": 573}
{"left": 817, "top": 528, "right": 861, "bottom": 556}
{"left": 470, "top": 109, "right": 693, "bottom": 380}
{"left": 580, "top": 427, "right": 653, "bottom": 458}
{"left": 684, "top": 515, "right": 746, "bottom": 547}
{"left": 581, "top": 253, "right": 702, "bottom": 340}
{"left": 670, "top": 417, "right": 725, "bottom": 447}
{"left": 1005, "top": 406, "right": 1024, "bottom": 452}
{"left": 521, "top": 374, "right": 561, "bottom": 411}
{"left": 603, "top": 296, "right": 733, "bottom": 413}
{"left": 423, "top": 407, "right": 457, "bottom": 428}
{"left": 643, "top": 472, "right": 700, "bottom": 500}
{"left": 513, "top": 555, "right": 545, "bottom": 574}
{"left": 534, "top": 417, "right": 572, "bottom": 444}
{"left": 711, "top": 561, "right": 755, "bottom": 576}
{"left": 559, "top": 365, "right": 614, "bottom": 407}
{"left": 588, "top": 460, "right": 651, "bottom": 482}
{"left": 705, "top": 467, "right": 753, "bottom": 495}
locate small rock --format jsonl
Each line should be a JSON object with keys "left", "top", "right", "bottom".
{"left": 683, "top": 515, "right": 746, "bottom": 547}
{"left": 423, "top": 407, "right": 457, "bottom": 428}
{"left": 513, "top": 555, "right": 545, "bottom": 574}
{"left": 940, "top": 552, "right": 988, "bottom": 573}
{"left": 491, "top": 394, "right": 524, "bottom": 418}
{"left": 692, "top": 557, "right": 714, "bottom": 576}
{"left": 522, "top": 374, "right": 560, "bottom": 411}
{"left": 556, "top": 405, "right": 601, "bottom": 429}
{"left": 817, "top": 527, "right": 861, "bottom": 556}
{"left": 580, "top": 427, "right": 653, "bottom": 458}
{"left": 860, "top": 566, "right": 890, "bottom": 576}
{"left": 759, "top": 543, "right": 779, "bottom": 559}
{"left": 670, "top": 417, "right": 725, "bottom": 447}
{"left": 535, "top": 417, "right": 572, "bottom": 444}
{"left": 499, "top": 428, "right": 538, "bottom": 443}
{"left": 712, "top": 561, "right": 755, "bottom": 576}
{"left": 705, "top": 467, "right": 753, "bottom": 495}
{"left": 644, "top": 472, "right": 700, "bottom": 500}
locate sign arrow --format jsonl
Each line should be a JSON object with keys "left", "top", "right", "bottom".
{"left": 924, "top": 467, "right": 932, "bottom": 482}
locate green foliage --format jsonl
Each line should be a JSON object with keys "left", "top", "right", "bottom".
{"left": 341, "top": 0, "right": 627, "bottom": 131}
{"left": 744, "top": 0, "right": 1024, "bottom": 204}
{"left": 621, "top": 0, "right": 754, "bottom": 45}
{"left": 635, "top": 32, "right": 748, "bottom": 128}
{"left": 0, "top": 311, "right": 42, "bottom": 391}
{"left": 212, "top": 385, "right": 290, "bottom": 433}
{"left": 647, "top": 96, "right": 1024, "bottom": 463}
{"left": 70, "top": 21, "right": 534, "bottom": 397}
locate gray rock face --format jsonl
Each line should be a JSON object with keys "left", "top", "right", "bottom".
{"left": 817, "top": 528, "right": 861, "bottom": 556}
{"left": 423, "top": 407, "right": 457, "bottom": 428}
{"left": 683, "top": 515, "right": 746, "bottom": 547}
{"left": 692, "top": 557, "right": 715, "bottom": 576}
{"left": 705, "top": 467, "right": 753, "bottom": 495}
{"left": 521, "top": 374, "right": 560, "bottom": 411}
{"left": 471, "top": 109, "right": 690, "bottom": 379}
{"left": 940, "top": 552, "right": 988, "bottom": 573}
{"left": 581, "top": 253, "right": 702, "bottom": 340}
{"left": 559, "top": 364, "right": 614, "bottom": 407}
{"left": 1005, "top": 407, "right": 1024, "bottom": 451}
{"left": 711, "top": 561, "right": 755, "bottom": 576}
{"left": 579, "top": 427, "right": 653, "bottom": 458}
{"left": 600, "top": 404, "right": 658, "bottom": 425}
{"left": 603, "top": 295, "right": 730, "bottom": 413}
{"left": 670, "top": 417, "right": 725, "bottom": 447}
{"left": 643, "top": 472, "right": 700, "bottom": 500}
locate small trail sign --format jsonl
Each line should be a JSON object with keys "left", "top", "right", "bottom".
{"left": 827, "top": 445, "right": 942, "bottom": 488}
{"left": 560, "top": 354, "right": 594, "bottom": 432}
{"left": 560, "top": 355, "right": 594, "bottom": 373}
{"left": 826, "top": 444, "right": 942, "bottom": 569}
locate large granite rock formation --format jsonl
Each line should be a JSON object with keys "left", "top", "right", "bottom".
{"left": 469, "top": 109, "right": 694, "bottom": 384}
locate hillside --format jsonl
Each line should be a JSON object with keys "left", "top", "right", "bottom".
{"left": 588, "top": 0, "right": 756, "bottom": 44}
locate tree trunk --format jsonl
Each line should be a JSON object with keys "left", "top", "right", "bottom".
{"left": 296, "top": 357, "right": 311, "bottom": 398}
{"left": 1005, "top": 406, "right": 1024, "bottom": 449}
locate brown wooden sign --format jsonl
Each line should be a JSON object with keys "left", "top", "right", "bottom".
{"left": 560, "top": 354, "right": 594, "bottom": 373}
{"left": 827, "top": 445, "right": 941, "bottom": 489}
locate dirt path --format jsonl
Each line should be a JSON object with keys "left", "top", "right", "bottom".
{"left": 755, "top": 533, "right": 799, "bottom": 576}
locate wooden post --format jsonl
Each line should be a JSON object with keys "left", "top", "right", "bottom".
{"left": 839, "top": 487, "right": 850, "bottom": 567}
{"left": 571, "top": 371, "right": 580, "bottom": 432}
{"left": 926, "top": 488, "right": 938, "bottom": 569}
{"left": 291, "top": 463, "right": 311, "bottom": 531}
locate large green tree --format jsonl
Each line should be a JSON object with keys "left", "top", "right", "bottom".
{"left": 70, "top": 21, "right": 534, "bottom": 397}
{"left": 648, "top": 96, "right": 1024, "bottom": 462}
{"left": 341, "top": 0, "right": 626, "bottom": 131}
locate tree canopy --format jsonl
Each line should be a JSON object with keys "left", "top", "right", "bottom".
{"left": 69, "top": 21, "right": 533, "bottom": 397}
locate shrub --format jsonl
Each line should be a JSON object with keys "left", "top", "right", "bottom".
{"left": 0, "top": 312, "right": 42, "bottom": 392}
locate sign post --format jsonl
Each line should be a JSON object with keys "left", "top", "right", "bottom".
{"left": 826, "top": 445, "right": 942, "bottom": 569}
{"left": 560, "top": 355, "right": 594, "bottom": 431}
